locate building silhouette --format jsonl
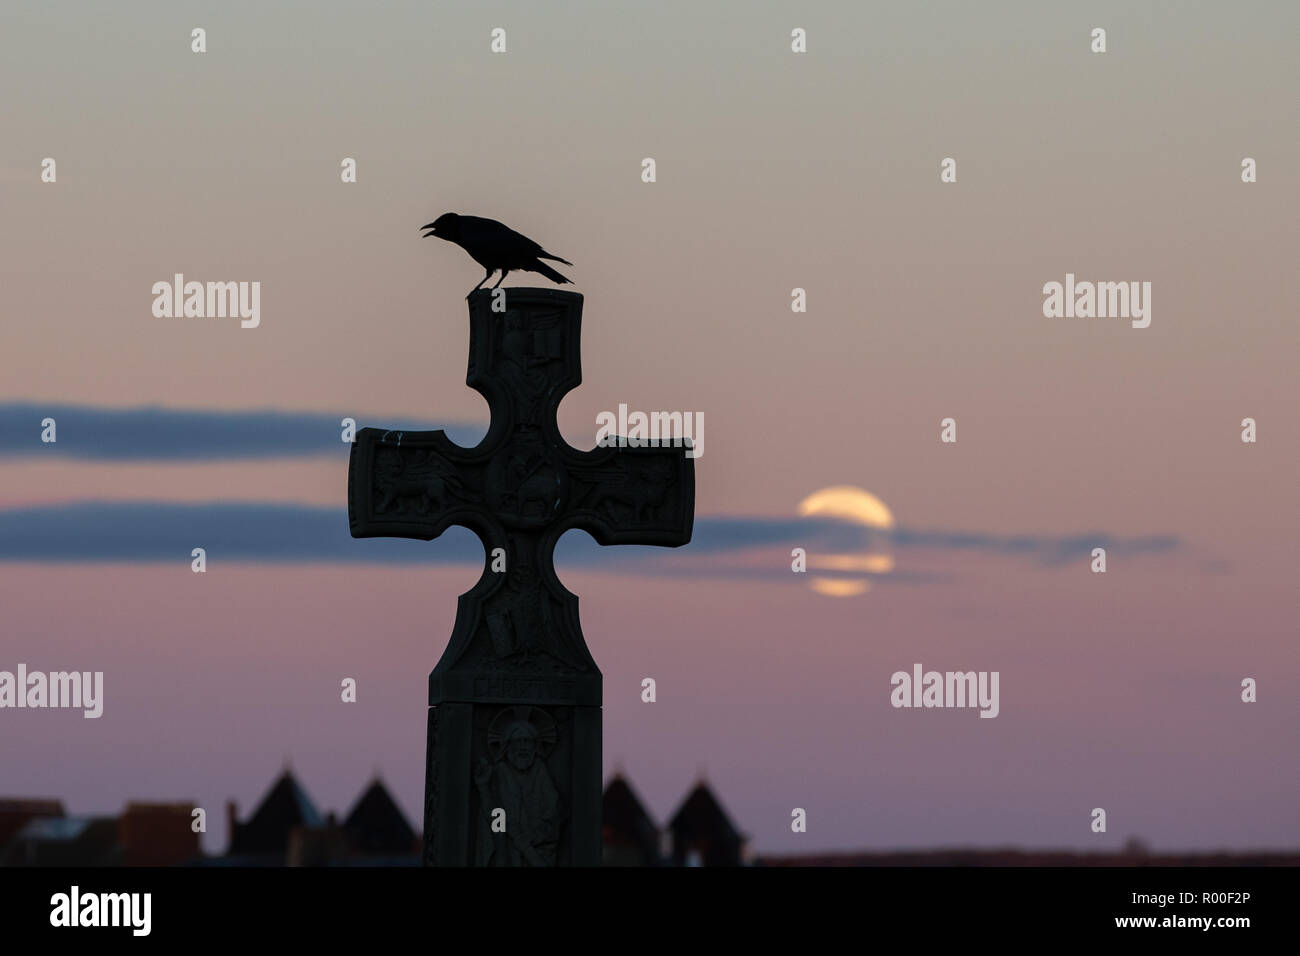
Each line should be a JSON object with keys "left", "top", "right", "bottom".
{"left": 668, "top": 780, "right": 748, "bottom": 866}
{"left": 4, "top": 772, "right": 1298, "bottom": 866}
{"left": 345, "top": 778, "right": 419, "bottom": 856}
{"left": 225, "top": 769, "right": 323, "bottom": 863}
{"left": 601, "top": 773, "right": 662, "bottom": 866}
{"left": 220, "top": 769, "right": 419, "bottom": 866}
{"left": 0, "top": 798, "right": 63, "bottom": 849}
{"left": 601, "top": 773, "right": 750, "bottom": 866}
{"left": 0, "top": 797, "right": 198, "bottom": 866}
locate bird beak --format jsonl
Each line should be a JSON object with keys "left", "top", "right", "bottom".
{"left": 420, "top": 222, "right": 439, "bottom": 237}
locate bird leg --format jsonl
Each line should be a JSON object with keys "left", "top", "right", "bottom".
{"left": 467, "top": 270, "right": 493, "bottom": 298}
{"left": 491, "top": 269, "right": 509, "bottom": 290}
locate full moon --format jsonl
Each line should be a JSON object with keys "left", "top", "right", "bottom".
{"left": 797, "top": 486, "right": 895, "bottom": 596}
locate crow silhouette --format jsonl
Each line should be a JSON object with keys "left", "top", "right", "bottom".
{"left": 421, "top": 213, "right": 573, "bottom": 295}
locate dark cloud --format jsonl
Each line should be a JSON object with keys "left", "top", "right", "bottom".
{"left": 891, "top": 528, "right": 1180, "bottom": 565}
{"left": 0, "top": 501, "right": 1181, "bottom": 573}
{"left": 0, "top": 402, "right": 483, "bottom": 460}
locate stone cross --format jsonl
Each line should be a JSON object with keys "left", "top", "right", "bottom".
{"left": 348, "top": 288, "right": 694, "bottom": 866}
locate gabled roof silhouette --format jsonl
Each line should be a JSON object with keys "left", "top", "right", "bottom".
{"left": 668, "top": 780, "right": 743, "bottom": 838}
{"left": 228, "top": 769, "right": 322, "bottom": 856}
{"left": 602, "top": 773, "right": 659, "bottom": 864}
{"left": 667, "top": 779, "right": 746, "bottom": 866}
{"left": 343, "top": 777, "right": 416, "bottom": 854}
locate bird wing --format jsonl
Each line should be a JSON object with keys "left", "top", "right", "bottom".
{"left": 459, "top": 215, "right": 546, "bottom": 258}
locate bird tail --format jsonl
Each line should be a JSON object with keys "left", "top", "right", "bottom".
{"left": 531, "top": 260, "right": 572, "bottom": 285}
{"left": 538, "top": 252, "right": 573, "bottom": 266}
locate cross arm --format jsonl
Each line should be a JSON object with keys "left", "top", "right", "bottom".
{"left": 559, "top": 442, "right": 694, "bottom": 548}
{"left": 348, "top": 427, "right": 494, "bottom": 542}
